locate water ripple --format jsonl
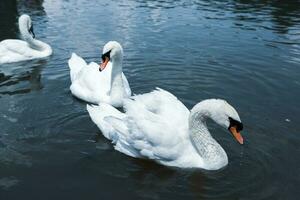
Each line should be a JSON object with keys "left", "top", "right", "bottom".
{"left": 0, "top": 0, "right": 299, "bottom": 199}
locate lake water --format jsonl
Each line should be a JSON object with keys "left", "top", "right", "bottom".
{"left": 0, "top": 0, "right": 299, "bottom": 199}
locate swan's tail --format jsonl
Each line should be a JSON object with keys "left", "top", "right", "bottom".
{"left": 87, "top": 103, "right": 140, "bottom": 157}
{"left": 68, "top": 53, "right": 87, "bottom": 82}
{"left": 86, "top": 103, "right": 125, "bottom": 140}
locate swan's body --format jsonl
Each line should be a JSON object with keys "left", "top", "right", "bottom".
{"left": 87, "top": 88, "right": 244, "bottom": 170}
{"left": 69, "top": 41, "right": 131, "bottom": 107}
{"left": 0, "top": 14, "right": 52, "bottom": 64}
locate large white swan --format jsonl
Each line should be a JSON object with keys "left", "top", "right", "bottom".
{"left": 0, "top": 14, "right": 52, "bottom": 64}
{"left": 69, "top": 41, "right": 131, "bottom": 107}
{"left": 87, "top": 88, "right": 244, "bottom": 170}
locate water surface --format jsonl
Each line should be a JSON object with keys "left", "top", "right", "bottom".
{"left": 0, "top": 0, "right": 300, "bottom": 199}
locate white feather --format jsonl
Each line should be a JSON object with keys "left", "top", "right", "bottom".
{"left": 69, "top": 41, "right": 131, "bottom": 107}
{"left": 87, "top": 88, "right": 243, "bottom": 170}
{"left": 0, "top": 14, "right": 52, "bottom": 64}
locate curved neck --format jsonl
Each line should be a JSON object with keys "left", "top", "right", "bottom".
{"left": 27, "top": 38, "right": 50, "bottom": 52}
{"left": 109, "top": 53, "right": 124, "bottom": 106}
{"left": 189, "top": 101, "right": 227, "bottom": 168}
{"left": 19, "top": 21, "right": 49, "bottom": 52}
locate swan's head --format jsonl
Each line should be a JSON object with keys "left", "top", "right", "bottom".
{"left": 209, "top": 99, "right": 244, "bottom": 144}
{"left": 100, "top": 41, "right": 123, "bottom": 71}
{"left": 191, "top": 99, "right": 244, "bottom": 144}
{"left": 19, "top": 14, "right": 35, "bottom": 39}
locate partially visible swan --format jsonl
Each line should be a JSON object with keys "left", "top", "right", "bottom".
{"left": 0, "top": 14, "right": 52, "bottom": 64}
{"left": 69, "top": 41, "right": 131, "bottom": 107}
{"left": 87, "top": 88, "right": 244, "bottom": 170}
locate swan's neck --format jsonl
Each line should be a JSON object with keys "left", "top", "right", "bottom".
{"left": 189, "top": 102, "right": 228, "bottom": 169}
{"left": 110, "top": 56, "right": 125, "bottom": 106}
{"left": 27, "top": 38, "right": 50, "bottom": 52}
{"left": 19, "top": 24, "right": 50, "bottom": 52}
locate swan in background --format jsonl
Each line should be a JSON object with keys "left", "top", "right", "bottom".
{"left": 69, "top": 41, "right": 131, "bottom": 107}
{"left": 87, "top": 88, "right": 244, "bottom": 170}
{"left": 0, "top": 14, "right": 52, "bottom": 64}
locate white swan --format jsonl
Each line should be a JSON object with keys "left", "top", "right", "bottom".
{"left": 87, "top": 88, "right": 244, "bottom": 170}
{"left": 0, "top": 14, "right": 52, "bottom": 64}
{"left": 69, "top": 41, "right": 131, "bottom": 107}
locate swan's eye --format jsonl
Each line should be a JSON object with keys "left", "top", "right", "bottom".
{"left": 101, "top": 50, "right": 111, "bottom": 61}
{"left": 228, "top": 117, "right": 243, "bottom": 132}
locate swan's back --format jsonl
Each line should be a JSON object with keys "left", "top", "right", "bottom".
{"left": 87, "top": 88, "right": 191, "bottom": 164}
{"left": 127, "top": 88, "right": 189, "bottom": 126}
{"left": 69, "top": 54, "right": 113, "bottom": 104}
{"left": 69, "top": 53, "right": 131, "bottom": 105}
{"left": 0, "top": 40, "right": 32, "bottom": 64}
{"left": 68, "top": 53, "right": 88, "bottom": 82}
{"left": 0, "top": 39, "right": 52, "bottom": 64}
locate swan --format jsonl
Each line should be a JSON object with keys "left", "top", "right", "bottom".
{"left": 87, "top": 88, "right": 244, "bottom": 170}
{"left": 0, "top": 14, "right": 52, "bottom": 64}
{"left": 69, "top": 41, "right": 131, "bottom": 107}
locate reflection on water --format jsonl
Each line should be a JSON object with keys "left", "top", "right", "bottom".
{"left": 269, "top": 0, "right": 300, "bottom": 34}
{"left": 0, "top": 0, "right": 17, "bottom": 40}
{"left": 0, "top": 0, "right": 300, "bottom": 199}
{"left": 0, "top": 177, "right": 19, "bottom": 190}
{"left": 0, "top": 60, "right": 46, "bottom": 96}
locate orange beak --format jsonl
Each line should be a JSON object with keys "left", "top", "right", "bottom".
{"left": 229, "top": 126, "right": 244, "bottom": 144}
{"left": 100, "top": 57, "right": 109, "bottom": 71}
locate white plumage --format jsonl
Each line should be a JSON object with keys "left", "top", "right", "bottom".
{"left": 69, "top": 41, "right": 131, "bottom": 107}
{"left": 87, "top": 88, "right": 244, "bottom": 170}
{"left": 0, "top": 14, "right": 52, "bottom": 64}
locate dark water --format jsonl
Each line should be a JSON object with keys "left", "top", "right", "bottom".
{"left": 0, "top": 0, "right": 300, "bottom": 199}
